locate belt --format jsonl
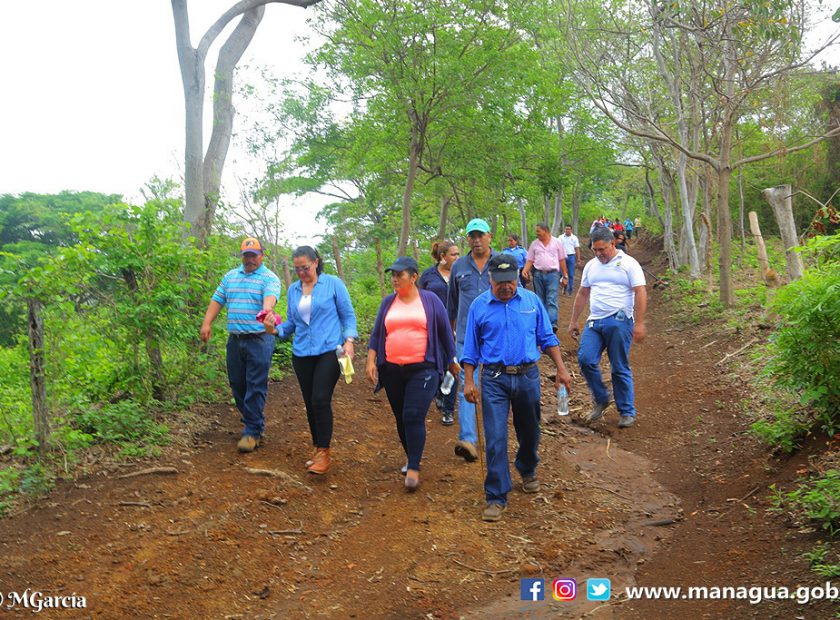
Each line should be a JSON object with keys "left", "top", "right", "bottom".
{"left": 229, "top": 332, "right": 266, "bottom": 340}
{"left": 536, "top": 268, "right": 558, "bottom": 273}
{"left": 484, "top": 362, "right": 536, "bottom": 375}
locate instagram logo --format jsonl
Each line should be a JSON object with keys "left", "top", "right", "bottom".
{"left": 552, "top": 578, "right": 577, "bottom": 601}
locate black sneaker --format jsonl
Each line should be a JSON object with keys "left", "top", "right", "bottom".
{"left": 441, "top": 412, "right": 455, "bottom": 426}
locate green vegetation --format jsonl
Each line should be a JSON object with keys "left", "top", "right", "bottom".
{"left": 0, "top": 190, "right": 272, "bottom": 511}
{"left": 770, "top": 470, "right": 840, "bottom": 537}
{"left": 802, "top": 542, "right": 840, "bottom": 579}
{"left": 751, "top": 234, "right": 840, "bottom": 451}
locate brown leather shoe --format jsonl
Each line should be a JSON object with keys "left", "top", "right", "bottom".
{"left": 237, "top": 435, "right": 258, "bottom": 453}
{"left": 307, "top": 448, "right": 331, "bottom": 475}
{"left": 305, "top": 448, "right": 318, "bottom": 468}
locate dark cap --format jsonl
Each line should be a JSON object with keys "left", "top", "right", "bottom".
{"left": 489, "top": 253, "right": 519, "bottom": 282}
{"left": 384, "top": 256, "right": 419, "bottom": 274}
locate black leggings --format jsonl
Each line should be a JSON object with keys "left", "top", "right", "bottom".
{"left": 292, "top": 351, "right": 341, "bottom": 449}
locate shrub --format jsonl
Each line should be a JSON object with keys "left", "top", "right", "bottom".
{"left": 763, "top": 234, "right": 840, "bottom": 437}
{"left": 769, "top": 470, "right": 840, "bottom": 537}
{"left": 74, "top": 401, "right": 169, "bottom": 447}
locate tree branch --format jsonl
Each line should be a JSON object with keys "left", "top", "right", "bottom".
{"left": 197, "top": 0, "right": 323, "bottom": 59}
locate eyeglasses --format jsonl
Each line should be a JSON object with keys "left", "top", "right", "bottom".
{"left": 293, "top": 264, "right": 313, "bottom": 273}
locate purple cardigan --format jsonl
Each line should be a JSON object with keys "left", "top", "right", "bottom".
{"left": 368, "top": 289, "right": 456, "bottom": 385}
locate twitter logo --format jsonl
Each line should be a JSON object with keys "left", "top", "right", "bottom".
{"left": 587, "top": 578, "right": 611, "bottom": 601}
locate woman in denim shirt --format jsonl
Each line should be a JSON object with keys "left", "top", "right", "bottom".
{"left": 263, "top": 246, "right": 358, "bottom": 475}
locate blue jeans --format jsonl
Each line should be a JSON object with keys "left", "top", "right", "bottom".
{"left": 533, "top": 270, "right": 559, "bottom": 328}
{"left": 481, "top": 364, "right": 541, "bottom": 505}
{"left": 455, "top": 341, "right": 477, "bottom": 444}
{"left": 577, "top": 313, "right": 636, "bottom": 417}
{"left": 379, "top": 362, "right": 439, "bottom": 470}
{"left": 564, "top": 256, "right": 576, "bottom": 295}
{"left": 226, "top": 334, "right": 275, "bottom": 437}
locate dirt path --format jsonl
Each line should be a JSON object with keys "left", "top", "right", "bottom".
{"left": 1, "top": 239, "right": 834, "bottom": 619}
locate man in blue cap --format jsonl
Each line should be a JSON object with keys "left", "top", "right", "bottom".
{"left": 462, "top": 253, "right": 572, "bottom": 521}
{"left": 447, "top": 218, "right": 496, "bottom": 462}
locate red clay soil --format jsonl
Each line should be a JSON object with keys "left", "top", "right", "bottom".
{"left": 0, "top": 237, "right": 835, "bottom": 619}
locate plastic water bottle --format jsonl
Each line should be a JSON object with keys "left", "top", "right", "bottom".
{"left": 440, "top": 371, "right": 455, "bottom": 395}
{"left": 557, "top": 385, "right": 569, "bottom": 416}
{"left": 335, "top": 345, "right": 344, "bottom": 357}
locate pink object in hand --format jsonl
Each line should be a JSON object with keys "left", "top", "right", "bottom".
{"left": 256, "top": 310, "right": 282, "bottom": 323}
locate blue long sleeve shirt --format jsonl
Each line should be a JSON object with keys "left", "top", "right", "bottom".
{"left": 418, "top": 265, "right": 449, "bottom": 308}
{"left": 447, "top": 250, "right": 497, "bottom": 345}
{"left": 505, "top": 245, "right": 528, "bottom": 270}
{"left": 460, "top": 287, "right": 559, "bottom": 367}
{"left": 278, "top": 274, "right": 358, "bottom": 357}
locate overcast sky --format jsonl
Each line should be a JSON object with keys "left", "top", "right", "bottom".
{"left": 2, "top": 3, "right": 837, "bottom": 245}
{"left": 0, "top": 1, "right": 327, "bottom": 243}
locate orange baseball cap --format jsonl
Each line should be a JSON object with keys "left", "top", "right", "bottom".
{"left": 240, "top": 237, "right": 263, "bottom": 255}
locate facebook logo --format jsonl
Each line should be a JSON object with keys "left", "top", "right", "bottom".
{"left": 520, "top": 578, "right": 545, "bottom": 601}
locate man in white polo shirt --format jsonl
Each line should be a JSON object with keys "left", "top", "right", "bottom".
{"left": 567, "top": 227, "right": 647, "bottom": 428}
{"left": 559, "top": 225, "right": 580, "bottom": 296}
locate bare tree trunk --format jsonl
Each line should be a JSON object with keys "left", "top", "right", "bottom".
{"left": 27, "top": 297, "right": 49, "bottom": 455}
{"left": 748, "top": 211, "right": 779, "bottom": 287}
{"left": 145, "top": 332, "right": 166, "bottom": 402}
{"left": 655, "top": 159, "right": 679, "bottom": 272}
{"left": 550, "top": 189, "right": 564, "bottom": 235}
{"left": 737, "top": 145, "right": 747, "bottom": 266}
{"left": 518, "top": 199, "right": 528, "bottom": 247}
{"left": 331, "top": 236, "right": 346, "bottom": 283}
{"left": 374, "top": 238, "right": 386, "bottom": 298}
{"left": 202, "top": 7, "right": 265, "bottom": 234}
{"left": 717, "top": 17, "right": 736, "bottom": 307}
{"left": 398, "top": 123, "right": 422, "bottom": 255}
{"left": 437, "top": 194, "right": 451, "bottom": 241}
{"left": 412, "top": 238, "right": 420, "bottom": 262}
{"left": 171, "top": 0, "right": 322, "bottom": 243}
{"left": 571, "top": 180, "right": 583, "bottom": 234}
{"left": 762, "top": 185, "right": 805, "bottom": 280}
{"left": 700, "top": 212, "right": 714, "bottom": 292}
{"left": 280, "top": 256, "right": 292, "bottom": 290}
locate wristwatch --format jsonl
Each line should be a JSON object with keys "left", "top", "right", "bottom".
{"left": 345, "top": 337, "right": 356, "bottom": 343}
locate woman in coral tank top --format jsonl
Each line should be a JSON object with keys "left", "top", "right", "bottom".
{"left": 367, "top": 256, "right": 460, "bottom": 492}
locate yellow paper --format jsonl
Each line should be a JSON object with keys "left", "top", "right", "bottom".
{"left": 339, "top": 355, "right": 355, "bottom": 384}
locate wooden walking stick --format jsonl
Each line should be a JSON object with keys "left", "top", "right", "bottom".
{"left": 473, "top": 365, "right": 487, "bottom": 492}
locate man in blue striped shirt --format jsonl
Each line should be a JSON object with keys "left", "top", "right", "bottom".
{"left": 201, "top": 237, "right": 282, "bottom": 452}
{"left": 462, "top": 253, "right": 572, "bottom": 522}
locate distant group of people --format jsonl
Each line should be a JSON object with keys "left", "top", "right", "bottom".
{"left": 588, "top": 215, "right": 642, "bottom": 254}
{"left": 201, "top": 218, "right": 647, "bottom": 522}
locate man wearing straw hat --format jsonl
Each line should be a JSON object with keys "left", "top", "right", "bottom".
{"left": 461, "top": 253, "right": 572, "bottom": 522}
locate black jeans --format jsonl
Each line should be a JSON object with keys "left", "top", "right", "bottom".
{"left": 292, "top": 351, "right": 341, "bottom": 449}
{"left": 380, "top": 362, "right": 439, "bottom": 471}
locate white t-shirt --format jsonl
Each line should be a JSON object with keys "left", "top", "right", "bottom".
{"left": 580, "top": 250, "right": 646, "bottom": 319}
{"left": 560, "top": 233, "right": 580, "bottom": 256}
{"left": 298, "top": 294, "right": 313, "bottom": 325}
